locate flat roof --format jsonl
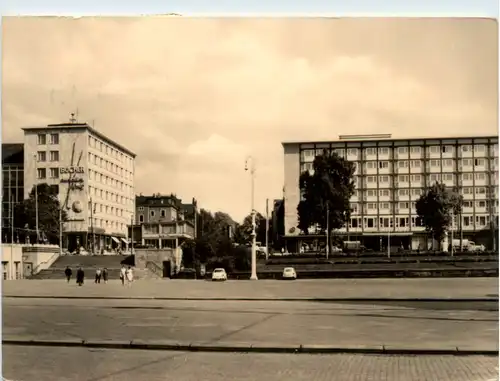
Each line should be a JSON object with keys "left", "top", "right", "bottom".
{"left": 22, "top": 123, "right": 136, "bottom": 158}
{"left": 282, "top": 134, "right": 498, "bottom": 146}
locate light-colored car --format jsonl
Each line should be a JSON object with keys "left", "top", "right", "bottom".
{"left": 282, "top": 267, "right": 297, "bottom": 280}
{"left": 331, "top": 246, "right": 342, "bottom": 253}
{"left": 211, "top": 268, "right": 228, "bottom": 281}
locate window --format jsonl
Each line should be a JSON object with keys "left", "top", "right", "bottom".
{"left": 379, "top": 189, "right": 389, "bottom": 197}
{"left": 365, "top": 148, "right": 376, "bottom": 156}
{"left": 367, "top": 203, "right": 377, "bottom": 210}
{"left": 429, "top": 146, "right": 439, "bottom": 153}
{"left": 367, "top": 176, "right": 376, "bottom": 183}
{"left": 399, "top": 189, "right": 409, "bottom": 196}
{"left": 37, "top": 168, "right": 46, "bottom": 179}
{"left": 411, "top": 189, "right": 422, "bottom": 196}
{"left": 411, "top": 175, "right": 421, "bottom": 182}
{"left": 410, "top": 146, "right": 421, "bottom": 154}
{"left": 430, "top": 159, "right": 440, "bottom": 167}
{"left": 161, "top": 209, "right": 166, "bottom": 218}
{"left": 462, "top": 145, "right": 471, "bottom": 152}
{"left": 442, "top": 145, "right": 452, "bottom": 153}
{"left": 463, "top": 216, "right": 470, "bottom": 226}
{"left": 347, "top": 148, "right": 358, "bottom": 156}
{"left": 462, "top": 159, "right": 472, "bottom": 166}
{"left": 461, "top": 187, "right": 473, "bottom": 195}
{"left": 398, "top": 147, "right": 408, "bottom": 154}
{"left": 49, "top": 151, "right": 59, "bottom": 162}
{"left": 398, "top": 160, "right": 408, "bottom": 168}
{"left": 380, "top": 202, "right": 389, "bottom": 209}
{"left": 49, "top": 133, "right": 59, "bottom": 144}
{"left": 463, "top": 201, "right": 473, "bottom": 208}
{"left": 366, "top": 190, "right": 376, "bottom": 197}
{"left": 379, "top": 175, "right": 389, "bottom": 183}
{"left": 335, "top": 149, "right": 345, "bottom": 157}
{"left": 475, "top": 172, "right": 486, "bottom": 180}
{"left": 378, "top": 147, "right": 389, "bottom": 155}
{"left": 474, "top": 144, "right": 485, "bottom": 152}
{"left": 37, "top": 134, "right": 46, "bottom": 145}
{"left": 443, "top": 159, "right": 453, "bottom": 167}
{"left": 429, "top": 174, "right": 441, "bottom": 182}
{"left": 379, "top": 161, "right": 389, "bottom": 169}
{"left": 474, "top": 158, "right": 485, "bottom": 166}
{"left": 476, "top": 201, "right": 486, "bottom": 208}
{"left": 398, "top": 175, "right": 409, "bottom": 182}
{"left": 49, "top": 168, "right": 59, "bottom": 179}
{"left": 365, "top": 218, "right": 375, "bottom": 228}
{"left": 366, "top": 161, "right": 375, "bottom": 169}
{"left": 410, "top": 160, "right": 421, "bottom": 168}
{"left": 399, "top": 202, "right": 409, "bottom": 209}
{"left": 350, "top": 203, "right": 358, "bottom": 213}
{"left": 150, "top": 210, "right": 155, "bottom": 217}
{"left": 443, "top": 174, "right": 454, "bottom": 181}
{"left": 475, "top": 187, "right": 486, "bottom": 195}
{"left": 37, "top": 151, "right": 46, "bottom": 162}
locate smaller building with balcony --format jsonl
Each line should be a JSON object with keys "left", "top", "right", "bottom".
{"left": 129, "top": 193, "right": 197, "bottom": 249}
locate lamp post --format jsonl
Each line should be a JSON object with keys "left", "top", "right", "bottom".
{"left": 245, "top": 156, "right": 258, "bottom": 280}
{"left": 33, "top": 153, "right": 39, "bottom": 244}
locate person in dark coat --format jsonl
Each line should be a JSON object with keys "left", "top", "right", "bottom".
{"left": 102, "top": 268, "right": 108, "bottom": 284}
{"left": 76, "top": 267, "right": 85, "bottom": 286}
{"left": 64, "top": 266, "right": 72, "bottom": 282}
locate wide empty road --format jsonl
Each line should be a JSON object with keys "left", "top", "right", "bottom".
{"left": 3, "top": 346, "right": 498, "bottom": 381}
{"left": 3, "top": 297, "right": 498, "bottom": 350}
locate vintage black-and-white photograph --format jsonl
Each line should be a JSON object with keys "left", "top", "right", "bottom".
{"left": 1, "top": 16, "right": 498, "bottom": 381}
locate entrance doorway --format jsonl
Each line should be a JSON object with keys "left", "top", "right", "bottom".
{"left": 162, "top": 261, "right": 171, "bottom": 278}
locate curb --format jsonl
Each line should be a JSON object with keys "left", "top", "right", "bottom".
{"left": 2, "top": 295, "right": 498, "bottom": 303}
{"left": 2, "top": 339, "right": 498, "bottom": 356}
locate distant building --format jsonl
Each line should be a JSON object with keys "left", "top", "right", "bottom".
{"left": 2, "top": 143, "right": 24, "bottom": 243}
{"left": 271, "top": 199, "right": 284, "bottom": 249}
{"left": 22, "top": 119, "right": 136, "bottom": 253}
{"left": 131, "top": 193, "right": 196, "bottom": 249}
{"left": 282, "top": 134, "right": 499, "bottom": 252}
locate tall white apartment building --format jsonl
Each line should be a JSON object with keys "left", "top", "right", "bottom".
{"left": 23, "top": 121, "right": 136, "bottom": 253}
{"left": 282, "top": 134, "right": 499, "bottom": 252}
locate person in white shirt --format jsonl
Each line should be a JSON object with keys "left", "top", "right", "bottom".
{"left": 120, "top": 265, "right": 126, "bottom": 286}
{"left": 126, "top": 266, "right": 134, "bottom": 287}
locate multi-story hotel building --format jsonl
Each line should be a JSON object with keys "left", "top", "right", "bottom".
{"left": 2, "top": 143, "right": 25, "bottom": 243}
{"left": 282, "top": 134, "right": 499, "bottom": 252}
{"left": 22, "top": 120, "right": 136, "bottom": 253}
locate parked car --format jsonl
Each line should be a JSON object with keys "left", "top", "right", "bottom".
{"left": 211, "top": 268, "right": 228, "bottom": 281}
{"left": 282, "top": 267, "right": 297, "bottom": 280}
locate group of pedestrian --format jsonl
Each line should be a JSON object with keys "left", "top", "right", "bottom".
{"left": 64, "top": 265, "right": 134, "bottom": 287}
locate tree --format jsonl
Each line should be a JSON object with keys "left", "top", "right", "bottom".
{"left": 416, "top": 182, "right": 463, "bottom": 249}
{"left": 234, "top": 212, "right": 268, "bottom": 245}
{"left": 297, "top": 150, "right": 356, "bottom": 252}
{"left": 14, "top": 183, "right": 68, "bottom": 244}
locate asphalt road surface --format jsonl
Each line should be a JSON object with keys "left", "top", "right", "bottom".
{"left": 3, "top": 346, "right": 498, "bottom": 381}
{"left": 3, "top": 297, "right": 498, "bottom": 350}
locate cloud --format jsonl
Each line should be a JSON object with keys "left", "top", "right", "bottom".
{"left": 2, "top": 17, "right": 497, "bottom": 221}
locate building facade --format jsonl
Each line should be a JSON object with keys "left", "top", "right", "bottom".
{"left": 22, "top": 121, "right": 136, "bottom": 253}
{"left": 283, "top": 134, "right": 499, "bottom": 252}
{"left": 2, "top": 144, "right": 24, "bottom": 243}
{"left": 131, "top": 194, "right": 195, "bottom": 249}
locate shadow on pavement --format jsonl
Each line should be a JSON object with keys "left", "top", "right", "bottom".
{"left": 315, "top": 300, "right": 499, "bottom": 312}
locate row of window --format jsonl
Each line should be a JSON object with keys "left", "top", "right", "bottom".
{"left": 88, "top": 169, "right": 133, "bottom": 196}
{"left": 88, "top": 185, "right": 133, "bottom": 207}
{"left": 350, "top": 200, "right": 496, "bottom": 213}
{"left": 88, "top": 135, "right": 133, "bottom": 167}
{"left": 37, "top": 168, "right": 59, "bottom": 179}
{"left": 301, "top": 144, "right": 498, "bottom": 158}
{"left": 37, "top": 133, "right": 59, "bottom": 145}
{"left": 347, "top": 215, "right": 493, "bottom": 229}
{"left": 37, "top": 151, "right": 59, "bottom": 162}
{"left": 88, "top": 217, "right": 126, "bottom": 231}
{"left": 91, "top": 202, "right": 130, "bottom": 219}
{"left": 88, "top": 153, "right": 133, "bottom": 181}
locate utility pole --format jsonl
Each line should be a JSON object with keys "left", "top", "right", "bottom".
{"left": 451, "top": 211, "right": 454, "bottom": 257}
{"left": 59, "top": 202, "right": 63, "bottom": 256}
{"left": 326, "top": 204, "right": 330, "bottom": 260}
{"left": 265, "top": 198, "right": 269, "bottom": 261}
{"left": 130, "top": 214, "right": 134, "bottom": 255}
{"left": 388, "top": 224, "right": 391, "bottom": 259}
{"left": 245, "top": 156, "right": 258, "bottom": 280}
{"left": 89, "top": 197, "right": 95, "bottom": 254}
{"left": 33, "top": 154, "right": 39, "bottom": 244}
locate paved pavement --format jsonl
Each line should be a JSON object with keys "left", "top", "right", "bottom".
{"left": 3, "top": 346, "right": 498, "bottom": 381}
{"left": 3, "top": 297, "right": 498, "bottom": 351}
{"left": 3, "top": 278, "right": 498, "bottom": 300}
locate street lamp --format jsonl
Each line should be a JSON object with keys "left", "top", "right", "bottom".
{"left": 245, "top": 156, "right": 258, "bottom": 280}
{"left": 33, "top": 153, "right": 39, "bottom": 244}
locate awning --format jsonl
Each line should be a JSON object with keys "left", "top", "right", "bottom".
{"left": 121, "top": 238, "right": 128, "bottom": 244}
{"left": 111, "top": 237, "right": 120, "bottom": 244}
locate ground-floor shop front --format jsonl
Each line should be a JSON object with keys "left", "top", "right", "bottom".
{"left": 64, "top": 229, "right": 129, "bottom": 255}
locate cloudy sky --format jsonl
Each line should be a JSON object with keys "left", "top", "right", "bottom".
{"left": 2, "top": 17, "right": 498, "bottom": 221}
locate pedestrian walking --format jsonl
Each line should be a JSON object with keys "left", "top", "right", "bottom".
{"left": 120, "top": 265, "right": 126, "bottom": 286}
{"left": 64, "top": 266, "right": 72, "bottom": 283}
{"left": 95, "top": 268, "right": 102, "bottom": 284}
{"left": 102, "top": 267, "right": 108, "bottom": 284}
{"left": 126, "top": 266, "right": 134, "bottom": 287}
{"left": 76, "top": 267, "right": 84, "bottom": 286}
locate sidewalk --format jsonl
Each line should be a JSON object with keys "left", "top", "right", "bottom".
{"left": 3, "top": 278, "right": 498, "bottom": 301}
